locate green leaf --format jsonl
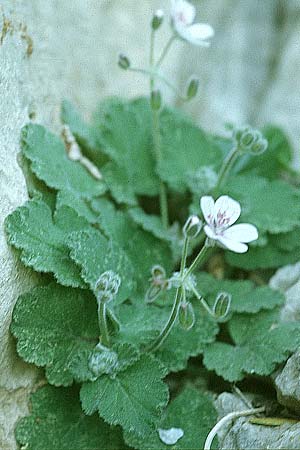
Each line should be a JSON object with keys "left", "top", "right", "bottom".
{"left": 203, "top": 309, "right": 300, "bottom": 381}
{"left": 5, "top": 200, "right": 89, "bottom": 287}
{"left": 124, "top": 386, "right": 217, "bottom": 450}
{"left": 11, "top": 283, "right": 98, "bottom": 386}
{"left": 56, "top": 190, "right": 99, "bottom": 224}
{"left": 22, "top": 124, "right": 106, "bottom": 199}
{"left": 95, "top": 97, "right": 159, "bottom": 202}
{"left": 16, "top": 385, "right": 126, "bottom": 450}
{"left": 68, "top": 228, "right": 136, "bottom": 304}
{"left": 224, "top": 174, "right": 300, "bottom": 235}
{"left": 91, "top": 198, "right": 173, "bottom": 296}
{"left": 116, "top": 301, "right": 218, "bottom": 373}
{"left": 157, "top": 107, "right": 222, "bottom": 192}
{"left": 196, "top": 272, "right": 285, "bottom": 314}
{"left": 80, "top": 354, "right": 169, "bottom": 437}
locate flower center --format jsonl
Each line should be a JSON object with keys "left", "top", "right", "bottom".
{"left": 176, "top": 11, "right": 188, "bottom": 25}
{"left": 207, "top": 210, "right": 231, "bottom": 234}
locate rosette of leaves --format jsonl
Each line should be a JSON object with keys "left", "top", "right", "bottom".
{"left": 5, "top": 97, "right": 300, "bottom": 450}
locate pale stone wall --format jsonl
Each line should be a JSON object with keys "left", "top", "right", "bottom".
{"left": 1, "top": 1, "right": 299, "bottom": 448}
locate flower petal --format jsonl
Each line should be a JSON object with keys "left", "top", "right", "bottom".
{"left": 223, "top": 224, "right": 258, "bottom": 243}
{"left": 186, "top": 23, "right": 214, "bottom": 41}
{"left": 200, "top": 196, "right": 215, "bottom": 225}
{"left": 203, "top": 224, "right": 217, "bottom": 240}
{"left": 171, "top": 0, "right": 196, "bottom": 25}
{"left": 214, "top": 195, "right": 241, "bottom": 227}
{"left": 217, "top": 236, "right": 248, "bottom": 254}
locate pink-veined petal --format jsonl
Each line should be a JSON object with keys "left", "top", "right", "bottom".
{"left": 214, "top": 195, "right": 241, "bottom": 227}
{"left": 223, "top": 224, "right": 258, "bottom": 243}
{"left": 171, "top": 0, "right": 196, "bottom": 25}
{"left": 200, "top": 196, "right": 215, "bottom": 225}
{"left": 203, "top": 224, "right": 217, "bottom": 240}
{"left": 186, "top": 23, "right": 214, "bottom": 41}
{"left": 217, "top": 236, "right": 248, "bottom": 254}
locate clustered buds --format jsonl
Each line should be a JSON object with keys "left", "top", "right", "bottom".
{"left": 178, "top": 301, "right": 195, "bottom": 330}
{"left": 186, "top": 77, "right": 200, "bottom": 100}
{"left": 213, "top": 291, "right": 231, "bottom": 321}
{"left": 151, "top": 9, "right": 164, "bottom": 31}
{"left": 145, "top": 265, "right": 170, "bottom": 303}
{"left": 95, "top": 271, "right": 121, "bottom": 304}
{"left": 183, "top": 215, "right": 202, "bottom": 239}
{"left": 234, "top": 126, "right": 268, "bottom": 155}
{"left": 118, "top": 53, "right": 131, "bottom": 70}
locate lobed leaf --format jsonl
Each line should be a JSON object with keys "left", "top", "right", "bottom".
{"left": 203, "top": 309, "right": 300, "bottom": 381}
{"left": 5, "top": 200, "right": 89, "bottom": 287}
{"left": 80, "top": 354, "right": 169, "bottom": 437}
{"left": 16, "top": 385, "right": 126, "bottom": 450}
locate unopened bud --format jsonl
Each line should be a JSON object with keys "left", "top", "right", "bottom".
{"left": 95, "top": 271, "right": 121, "bottom": 303}
{"left": 179, "top": 302, "right": 195, "bottom": 330}
{"left": 152, "top": 9, "right": 164, "bottom": 30}
{"left": 186, "top": 77, "right": 200, "bottom": 100}
{"left": 151, "top": 264, "right": 166, "bottom": 279}
{"left": 183, "top": 215, "right": 202, "bottom": 239}
{"left": 88, "top": 343, "right": 118, "bottom": 378}
{"left": 213, "top": 292, "right": 231, "bottom": 321}
{"left": 234, "top": 126, "right": 268, "bottom": 155}
{"left": 145, "top": 284, "right": 162, "bottom": 304}
{"left": 118, "top": 53, "right": 130, "bottom": 70}
{"left": 151, "top": 89, "right": 162, "bottom": 111}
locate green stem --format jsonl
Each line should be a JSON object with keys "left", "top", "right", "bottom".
{"left": 150, "top": 29, "right": 155, "bottom": 91}
{"left": 146, "top": 236, "right": 189, "bottom": 352}
{"left": 215, "top": 145, "right": 240, "bottom": 191}
{"left": 156, "top": 35, "right": 176, "bottom": 67}
{"left": 98, "top": 301, "right": 110, "bottom": 347}
{"left": 152, "top": 106, "right": 169, "bottom": 228}
{"left": 183, "top": 243, "right": 210, "bottom": 280}
{"left": 129, "top": 67, "right": 185, "bottom": 99}
{"left": 189, "top": 283, "right": 215, "bottom": 317}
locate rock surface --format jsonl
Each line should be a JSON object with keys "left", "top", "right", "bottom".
{"left": 216, "top": 393, "right": 300, "bottom": 449}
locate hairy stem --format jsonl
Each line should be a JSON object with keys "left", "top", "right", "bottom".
{"left": 183, "top": 243, "right": 210, "bottom": 280}
{"left": 146, "top": 236, "right": 189, "bottom": 352}
{"left": 129, "top": 67, "right": 185, "bottom": 99}
{"left": 98, "top": 301, "right": 110, "bottom": 347}
{"left": 189, "top": 283, "right": 214, "bottom": 317}
{"left": 215, "top": 145, "right": 240, "bottom": 191}
{"left": 156, "top": 35, "right": 176, "bottom": 67}
{"left": 204, "top": 406, "right": 265, "bottom": 450}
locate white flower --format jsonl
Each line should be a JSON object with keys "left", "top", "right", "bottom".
{"left": 170, "top": 0, "right": 214, "bottom": 47}
{"left": 200, "top": 195, "right": 258, "bottom": 253}
{"left": 158, "top": 428, "right": 184, "bottom": 445}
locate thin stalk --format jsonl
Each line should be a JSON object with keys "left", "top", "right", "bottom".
{"left": 152, "top": 106, "right": 169, "bottom": 228}
{"left": 98, "top": 301, "right": 110, "bottom": 347}
{"left": 156, "top": 35, "right": 176, "bottom": 67}
{"left": 129, "top": 67, "right": 185, "bottom": 99}
{"left": 183, "top": 243, "right": 210, "bottom": 280}
{"left": 189, "top": 283, "right": 215, "bottom": 317}
{"left": 146, "top": 236, "right": 189, "bottom": 352}
{"left": 215, "top": 145, "right": 240, "bottom": 191}
{"left": 150, "top": 28, "right": 155, "bottom": 91}
{"left": 204, "top": 406, "right": 265, "bottom": 450}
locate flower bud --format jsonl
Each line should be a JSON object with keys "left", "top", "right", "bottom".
{"left": 183, "top": 215, "right": 202, "bottom": 239}
{"left": 95, "top": 271, "right": 121, "bottom": 303}
{"left": 88, "top": 343, "right": 118, "bottom": 378}
{"left": 213, "top": 292, "right": 231, "bottom": 321}
{"left": 151, "top": 89, "right": 162, "bottom": 111}
{"left": 179, "top": 302, "right": 195, "bottom": 330}
{"left": 186, "top": 77, "right": 199, "bottom": 100}
{"left": 151, "top": 9, "right": 164, "bottom": 30}
{"left": 234, "top": 126, "right": 268, "bottom": 155}
{"left": 118, "top": 53, "right": 130, "bottom": 70}
{"left": 145, "top": 284, "right": 162, "bottom": 304}
{"left": 151, "top": 264, "right": 166, "bottom": 279}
